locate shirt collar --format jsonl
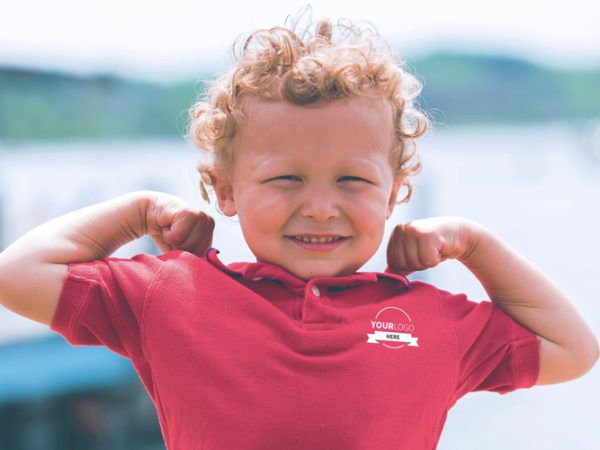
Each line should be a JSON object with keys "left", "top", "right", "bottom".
{"left": 203, "top": 247, "right": 410, "bottom": 290}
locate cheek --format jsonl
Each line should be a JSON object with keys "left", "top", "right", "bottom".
{"left": 345, "top": 189, "right": 389, "bottom": 217}
{"left": 235, "top": 188, "right": 291, "bottom": 232}
{"left": 237, "top": 185, "right": 292, "bottom": 211}
{"left": 347, "top": 195, "right": 389, "bottom": 241}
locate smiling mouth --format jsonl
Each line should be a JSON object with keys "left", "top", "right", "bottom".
{"left": 285, "top": 235, "right": 350, "bottom": 252}
{"left": 286, "top": 235, "right": 348, "bottom": 243}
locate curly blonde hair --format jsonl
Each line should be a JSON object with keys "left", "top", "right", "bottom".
{"left": 187, "top": 8, "right": 429, "bottom": 211}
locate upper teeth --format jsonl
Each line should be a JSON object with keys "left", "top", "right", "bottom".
{"left": 293, "top": 236, "right": 341, "bottom": 243}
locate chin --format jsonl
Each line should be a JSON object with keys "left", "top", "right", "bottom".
{"left": 288, "top": 267, "right": 330, "bottom": 280}
{"left": 294, "top": 266, "right": 349, "bottom": 280}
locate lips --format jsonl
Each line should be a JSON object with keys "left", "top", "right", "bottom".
{"left": 287, "top": 235, "right": 347, "bottom": 243}
{"left": 285, "top": 235, "right": 350, "bottom": 252}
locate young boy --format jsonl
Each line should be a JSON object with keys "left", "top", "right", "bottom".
{"left": 0, "top": 14, "right": 598, "bottom": 450}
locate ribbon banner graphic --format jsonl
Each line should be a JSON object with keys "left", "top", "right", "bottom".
{"left": 367, "top": 331, "right": 419, "bottom": 346}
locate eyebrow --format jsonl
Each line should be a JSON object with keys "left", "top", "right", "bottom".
{"left": 254, "top": 156, "right": 382, "bottom": 171}
{"left": 252, "top": 157, "right": 291, "bottom": 172}
{"left": 345, "top": 158, "right": 381, "bottom": 172}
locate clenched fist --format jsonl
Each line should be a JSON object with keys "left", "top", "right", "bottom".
{"left": 143, "top": 192, "right": 215, "bottom": 256}
{"left": 385, "top": 217, "right": 481, "bottom": 276}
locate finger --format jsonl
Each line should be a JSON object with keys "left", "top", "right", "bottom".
{"left": 177, "top": 214, "right": 215, "bottom": 255}
{"left": 415, "top": 233, "right": 443, "bottom": 269}
{"left": 402, "top": 228, "right": 425, "bottom": 271}
{"left": 161, "top": 213, "right": 194, "bottom": 246}
{"left": 386, "top": 225, "right": 402, "bottom": 270}
{"left": 384, "top": 264, "right": 414, "bottom": 277}
{"left": 163, "top": 209, "right": 212, "bottom": 248}
{"left": 151, "top": 233, "right": 173, "bottom": 254}
{"left": 193, "top": 230, "right": 214, "bottom": 256}
{"left": 387, "top": 224, "right": 410, "bottom": 272}
{"left": 193, "top": 215, "right": 215, "bottom": 255}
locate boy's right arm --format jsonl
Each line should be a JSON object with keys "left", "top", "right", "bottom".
{"left": 0, "top": 191, "right": 214, "bottom": 326}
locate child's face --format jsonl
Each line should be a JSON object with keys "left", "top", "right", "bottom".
{"left": 215, "top": 96, "right": 402, "bottom": 280}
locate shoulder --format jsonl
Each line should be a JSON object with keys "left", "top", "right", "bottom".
{"left": 70, "top": 250, "right": 216, "bottom": 289}
{"left": 128, "top": 250, "right": 223, "bottom": 286}
{"left": 402, "top": 279, "right": 493, "bottom": 324}
{"left": 407, "top": 279, "right": 478, "bottom": 304}
{"left": 404, "top": 278, "right": 468, "bottom": 302}
{"left": 119, "top": 249, "right": 211, "bottom": 268}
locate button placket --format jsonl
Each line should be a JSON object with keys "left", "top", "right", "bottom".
{"left": 302, "top": 282, "right": 339, "bottom": 325}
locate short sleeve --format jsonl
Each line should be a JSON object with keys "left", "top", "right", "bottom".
{"left": 49, "top": 252, "right": 175, "bottom": 360}
{"left": 438, "top": 288, "right": 541, "bottom": 405}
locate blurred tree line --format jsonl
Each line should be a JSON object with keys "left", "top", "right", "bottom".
{"left": 0, "top": 51, "right": 599, "bottom": 140}
{"left": 0, "top": 69, "right": 200, "bottom": 139}
{"left": 415, "top": 52, "right": 600, "bottom": 124}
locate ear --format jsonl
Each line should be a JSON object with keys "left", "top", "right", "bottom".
{"left": 385, "top": 177, "right": 403, "bottom": 220}
{"left": 213, "top": 174, "right": 237, "bottom": 217}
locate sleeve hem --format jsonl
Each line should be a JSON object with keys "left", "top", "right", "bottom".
{"left": 514, "top": 336, "right": 541, "bottom": 389}
{"left": 50, "top": 271, "right": 95, "bottom": 341}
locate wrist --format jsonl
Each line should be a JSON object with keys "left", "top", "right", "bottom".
{"left": 456, "top": 218, "right": 490, "bottom": 265}
{"left": 95, "top": 191, "right": 159, "bottom": 248}
{"left": 124, "top": 190, "right": 159, "bottom": 237}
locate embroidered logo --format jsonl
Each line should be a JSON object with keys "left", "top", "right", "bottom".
{"left": 367, "top": 306, "right": 419, "bottom": 349}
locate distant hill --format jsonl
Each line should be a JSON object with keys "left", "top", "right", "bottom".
{"left": 410, "top": 52, "right": 600, "bottom": 125}
{"left": 1, "top": 52, "right": 599, "bottom": 140}
{"left": 0, "top": 68, "right": 201, "bottom": 140}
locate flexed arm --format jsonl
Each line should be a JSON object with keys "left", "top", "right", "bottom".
{"left": 385, "top": 216, "right": 599, "bottom": 385}
{"left": 0, "top": 191, "right": 214, "bottom": 325}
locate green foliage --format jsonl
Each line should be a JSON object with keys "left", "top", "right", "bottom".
{"left": 0, "top": 69, "right": 203, "bottom": 139}
{"left": 408, "top": 52, "right": 600, "bottom": 125}
{"left": 0, "top": 52, "right": 599, "bottom": 140}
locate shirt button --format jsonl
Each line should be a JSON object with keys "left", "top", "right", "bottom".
{"left": 310, "top": 285, "right": 321, "bottom": 297}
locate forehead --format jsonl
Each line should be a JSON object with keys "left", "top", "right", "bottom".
{"left": 235, "top": 96, "right": 395, "bottom": 164}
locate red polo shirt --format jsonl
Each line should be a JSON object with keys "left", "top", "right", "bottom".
{"left": 50, "top": 248, "right": 540, "bottom": 450}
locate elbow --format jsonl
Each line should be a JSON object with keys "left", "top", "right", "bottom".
{"left": 536, "top": 335, "right": 600, "bottom": 385}
{"left": 574, "top": 336, "right": 599, "bottom": 379}
{"left": 0, "top": 258, "right": 8, "bottom": 307}
{"left": 588, "top": 335, "right": 600, "bottom": 370}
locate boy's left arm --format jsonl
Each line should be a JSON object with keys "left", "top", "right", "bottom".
{"left": 386, "top": 217, "right": 600, "bottom": 385}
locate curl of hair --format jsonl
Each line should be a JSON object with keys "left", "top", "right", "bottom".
{"left": 187, "top": 10, "right": 429, "bottom": 211}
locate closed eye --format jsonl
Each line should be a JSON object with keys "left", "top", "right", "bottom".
{"left": 270, "top": 175, "right": 301, "bottom": 181}
{"left": 339, "top": 176, "right": 370, "bottom": 183}
{"left": 268, "top": 175, "right": 370, "bottom": 183}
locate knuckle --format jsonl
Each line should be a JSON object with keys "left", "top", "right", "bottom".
{"left": 421, "top": 254, "right": 438, "bottom": 267}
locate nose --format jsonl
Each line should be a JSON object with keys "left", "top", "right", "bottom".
{"left": 300, "top": 186, "right": 340, "bottom": 221}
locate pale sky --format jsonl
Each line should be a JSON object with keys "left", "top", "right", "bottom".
{"left": 0, "top": 0, "right": 599, "bottom": 81}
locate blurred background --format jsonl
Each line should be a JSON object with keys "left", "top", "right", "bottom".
{"left": 1, "top": 1, "right": 599, "bottom": 449}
